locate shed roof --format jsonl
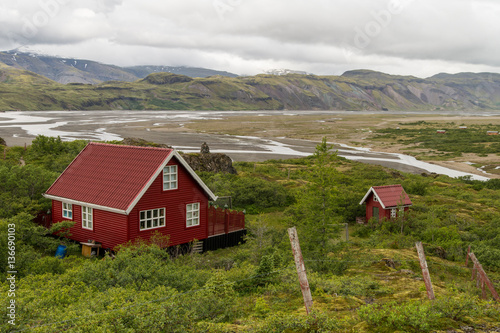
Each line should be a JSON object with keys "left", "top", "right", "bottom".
{"left": 359, "top": 184, "right": 412, "bottom": 209}
{"left": 44, "top": 142, "right": 217, "bottom": 214}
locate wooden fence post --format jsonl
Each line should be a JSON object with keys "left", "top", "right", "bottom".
{"left": 467, "top": 252, "right": 500, "bottom": 302}
{"left": 288, "top": 227, "right": 313, "bottom": 314}
{"left": 482, "top": 280, "right": 487, "bottom": 300}
{"left": 415, "top": 242, "right": 435, "bottom": 300}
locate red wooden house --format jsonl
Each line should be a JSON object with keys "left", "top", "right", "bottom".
{"left": 43, "top": 142, "right": 244, "bottom": 251}
{"left": 359, "top": 184, "right": 412, "bottom": 222}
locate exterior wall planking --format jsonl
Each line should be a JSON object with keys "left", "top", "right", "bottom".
{"left": 51, "top": 201, "right": 128, "bottom": 249}
{"left": 365, "top": 193, "right": 386, "bottom": 221}
{"left": 128, "top": 158, "right": 209, "bottom": 247}
{"left": 51, "top": 200, "right": 62, "bottom": 224}
{"left": 92, "top": 209, "right": 129, "bottom": 249}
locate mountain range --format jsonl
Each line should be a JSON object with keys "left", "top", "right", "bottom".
{"left": 1, "top": 50, "right": 500, "bottom": 111}
{"left": 0, "top": 50, "right": 238, "bottom": 84}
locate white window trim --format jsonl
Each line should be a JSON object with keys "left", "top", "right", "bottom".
{"left": 186, "top": 203, "right": 200, "bottom": 227}
{"left": 62, "top": 202, "right": 73, "bottom": 220}
{"left": 140, "top": 208, "right": 166, "bottom": 231}
{"left": 82, "top": 206, "right": 93, "bottom": 230}
{"left": 163, "top": 165, "right": 178, "bottom": 191}
{"left": 390, "top": 208, "right": 397, "bottom": 218}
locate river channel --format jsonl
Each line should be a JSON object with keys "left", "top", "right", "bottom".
{"left": 0, "top": 110, "right": 494, "bottom": 181}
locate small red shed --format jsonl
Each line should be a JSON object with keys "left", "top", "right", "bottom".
{"left": 43, "top": 142, "right": 237, "bottom": 250}
{"left": 359, "top": 184, "right": 412, "bottom": 222}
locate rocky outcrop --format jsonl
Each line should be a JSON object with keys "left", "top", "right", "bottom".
{"left": 120, "top": 137, "right": 171, "bottom": 148}
{"left": 181, "top": 153, "right": 237, "bottom": 174}
{"left": 119, "top": 138, "right": 236, "bottom": 174}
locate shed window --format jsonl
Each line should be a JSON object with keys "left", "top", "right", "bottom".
{"left": 186, "top": 203, "right": 200, "bottom": 227}
{"left": 163, "top": 165, "right": 178, "bottom": 190}
{"left": 62, "top": 202, "right": 72, "bottom": 219}
{"left": 391, "top": 208, "right": 397, "bottom": 218}
{"left": 82, "top": 206, "right": 93, "bottom": 230}
{"left": 140, "top": 208, "right": 165, "bottom": 230}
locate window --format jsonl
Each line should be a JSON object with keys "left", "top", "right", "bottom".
{"left": 163, "top": 165, "right": 178, "bottom": 190}
{"left": 62, "top": 202, "right": 72, "bottom": 219}
{"left": 391, "top": 208, "right": 397, "bottom": 218}
{"left": 186, "top": 203, "right": 200, "bottom": 227}
{"left": 140, "top": 208, "right": 165, "bottom": 230}
{"left": 82, "top": 206, "right": 93, "bottom": 230}
{"left": 373, "top": 195, "right": 378, "bottom": 202}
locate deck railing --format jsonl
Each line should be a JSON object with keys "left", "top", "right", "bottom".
{"left": 207, "top": 206, "right": 245, "bottom": 237}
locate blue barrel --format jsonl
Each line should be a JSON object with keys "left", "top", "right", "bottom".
{"left": 55, "top": 245, "right": 67, "bottom": 259}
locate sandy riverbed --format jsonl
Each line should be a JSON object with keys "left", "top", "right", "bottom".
{"left": 184, "top": 112, "right": 500, "bottom": 179}
{"left": 1, "top": 110, "right": 499, "bottom": 179}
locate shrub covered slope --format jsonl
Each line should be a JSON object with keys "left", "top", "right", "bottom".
{"left": 0, "top": 136, "right": 499, "bottom": 332}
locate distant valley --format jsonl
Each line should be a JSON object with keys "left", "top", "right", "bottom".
{"left": 1, "top": 50, "right": 500, "bottom": 111}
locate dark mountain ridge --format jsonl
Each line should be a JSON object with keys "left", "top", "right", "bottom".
{"left": 0, "top": 50, "right": 238, "bottom": 84}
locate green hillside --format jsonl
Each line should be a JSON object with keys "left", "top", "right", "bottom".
{"left": 0, "top": 136, "right": 499, "bottom": 332}
{"left": 1, "top": 63, "right": 500, "bottom": 111}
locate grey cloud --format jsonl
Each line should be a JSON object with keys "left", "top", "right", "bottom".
{"left": 1, "top": 0, "right": 500, "bottom": 77}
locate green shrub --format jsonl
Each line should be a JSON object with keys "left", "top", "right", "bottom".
{"left": 432, "top": 294, "right": 480, "bottom": 321}
{"left": 255, "top": 251, "right": 283, "bottom": 286}
{"left": 199, "top": 173, "right": 294, "bottom": 212}
{"left": 312, "top": 275, "right": 386, "bottom": 297}
{"left": 253, "top": 297, "right": 271, "bottom": 318}
{"left": 255, "top": 310, "right": 339, "bottom": 332}
{"left": 472, "top": 243, "right": 500, "bottom": 270}
{"left": 359, "top": 300, "right": 440, "bottom": 332}
{"left": 352, "top": 224, "right": 373, "bottom": 238}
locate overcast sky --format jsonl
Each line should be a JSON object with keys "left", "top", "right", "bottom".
{"left": 1, "top": 0, "right": 500, "bottom": 77}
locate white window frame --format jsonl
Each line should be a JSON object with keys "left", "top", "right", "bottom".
{"left": 186, "top": 203, "right": 200, "bottom": 227}
{"left": 82, "top": 206, "right": 93, "bottom": 230}
{"left": 163, "top": 165, "right": 178, "bottom": 191}
{"left": 62, "top": 202, "right": 73, "bottom": 219}
{"left": 140, "top": 208, "right": 166, "bottom": 231}
{"left": 390, "top": 208, "right": 397, "bottom": 218}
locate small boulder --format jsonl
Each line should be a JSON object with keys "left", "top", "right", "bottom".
{"left": 201, "top": 142, "right": 210, "bottom": 154}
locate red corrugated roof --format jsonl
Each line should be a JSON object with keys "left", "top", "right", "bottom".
{"left": 45, "top": 143, "right": 173, "bottom": 211}
{"left": 372, "top": 184, "right": 412, "bottom": 208}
